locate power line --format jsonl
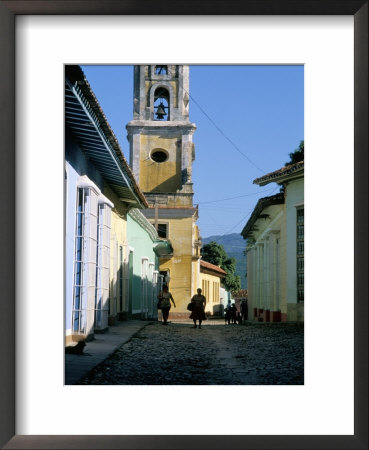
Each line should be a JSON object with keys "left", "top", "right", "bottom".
{"left": 201, "top": 208, "right": 222, "bottom": 230}
{"left": 197, "top": 185, "right": 280, "bottom": 236}
{"left": 197, "top": 188, "right": 273, "bottom": 236}
{"left": 197, "top": 187, "right": 275, "bottom": 205}
{"left": 223, "top": 208, "right": 255, "bottom": 235}
{"left": 222, "top": 185, "right": 280, "bottom": 235}
{"left": 179, "top": 79, "right": 265, "bottom": 174}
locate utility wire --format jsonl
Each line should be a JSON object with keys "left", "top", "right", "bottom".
{"left": 179, "top": 79, "right": 265, "bottom": 174}
{"left": 197, "top": 187, "right": 275, "bottom": 205}
{"left": 197, "top": 186, "right": 279, "bottom": 236}
{"left": 223, "top": 185, "right": 280, "bottom": 235}
{"left": 201, "top": 208, "right": 222, "bottom": 229}
{"left": 224, "top": 208, "right": 255, "bottom": 235}
{"left": 153, "top": 74, "right": 279, "bottom": 236}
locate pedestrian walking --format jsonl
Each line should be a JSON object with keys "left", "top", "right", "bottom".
{"left": 225, "top": 304, "right": 231, "bottom": 325}
{"left": 157, "top": 285, "right": 176, "bottom": 325}
{"left": 189, "top": 288, "right": 207, "bottom": 329}
{"left": 230, "top": 303, "right": 237, "bottom": 324}
{"left": 236, "top": 312, "right": 242, "bottom": 325}
{"left": 241, "top": 300, "right": 248, "bottom": 321}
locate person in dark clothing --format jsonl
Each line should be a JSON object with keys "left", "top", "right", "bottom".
{"left": 236, "top": 311, "right": 242, "bottom": 325}
{"left": 189, "top": 288, "right": 207, "bottom": 328}
{"left": 241, "top": 300, "right": 248, "bottom": 321}
{"left": 225, "top": 304, "right": 231, "bottom": 325}
{"left": 230, "top": 303, "right": 237, "bottom": 324}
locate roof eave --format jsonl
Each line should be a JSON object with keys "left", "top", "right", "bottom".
{"left": 65, "top": 65, "right": 148, "bottom": 209}
{"left": 253, "top": 162, "right": 304, "bottom": 187}
{"left": 241, "top": 193, "right": 284, "bottom": 238}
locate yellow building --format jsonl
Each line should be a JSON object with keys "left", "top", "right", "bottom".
{"left": 105, "top": 184, "right": 129, "bottom": 325}
{"left": 103, "top": 183, "right": 131, "bottom": 324}
{"left": 200, "top": 260, "right": 226, "bottom": 316}
{"left": 126, "top": 65, "right": 201, "bottom": 318}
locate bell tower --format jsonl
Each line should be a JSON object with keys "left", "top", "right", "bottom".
{"left": 126, "top": 65, "right": 201, "bottom": 318}
{"left": 126, "top": 65, "right": 196, "bottom": 207}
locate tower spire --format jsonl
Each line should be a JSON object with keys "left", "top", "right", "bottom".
{"left": 127, "top": 65, "right": 196, "bottom": 208}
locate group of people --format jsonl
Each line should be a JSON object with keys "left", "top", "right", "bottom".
{"left": 224, "top": 300, "right": 248, "bottom": 325}
{"left": 157, "top": 286, "right": 206, "bottom": 328}
{"left": 157, "top": 286, "right": 248, "bottom": 328}
{"left": 224, "top": 303, "right": 239, "bottom": 325}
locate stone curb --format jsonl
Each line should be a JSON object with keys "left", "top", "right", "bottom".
{"left": 65, "top": 320, "right": 152, "bottom": 384}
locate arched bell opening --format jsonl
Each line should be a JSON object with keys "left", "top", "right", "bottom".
{"left": 154, "top": 87, "right": 170, "bottom": 121}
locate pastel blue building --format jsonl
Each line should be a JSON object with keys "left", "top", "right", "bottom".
{"left": 65, "top": 65, "right": 153, "bottom": 344}
{"left": 126, "top": 208, "right": 173, "bottom": 320}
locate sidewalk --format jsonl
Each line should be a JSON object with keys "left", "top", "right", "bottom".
{"left": 65, "top": 320, "right": 151, "bottom": 384}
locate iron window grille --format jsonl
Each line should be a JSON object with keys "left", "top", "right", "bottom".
{"left": 296, "top": 208, "right": 304, "bottom": 302}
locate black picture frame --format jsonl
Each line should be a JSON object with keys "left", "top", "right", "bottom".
{"left": 0, "top": 1, "right": 367, "bottom": 449}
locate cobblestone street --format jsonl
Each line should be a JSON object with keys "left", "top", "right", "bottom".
{"left": 77, "top": 321, "right": 304, "bottom": 385}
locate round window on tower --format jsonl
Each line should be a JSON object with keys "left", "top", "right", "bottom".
{"left": 151, "top": 149, "right": 169, "bottom": 163}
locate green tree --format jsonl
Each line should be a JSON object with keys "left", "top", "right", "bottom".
{"left": 286, "top": 140, "right": 304, "bottom": 165}
{"left": 223, "top": 272, "right": 241, "bottom": 293}
{"left": 201, "top": 241, "right": 227, "bottom": 266}
{"left": 201, "top": 241, "right": 241, "bottom": 293}
{"left": 280, "top": 140, "right": 304, "bottom": 193}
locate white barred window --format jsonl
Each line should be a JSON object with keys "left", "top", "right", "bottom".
{"left": 72, "top": 176, "right": 113, "bottom": 335}
{"left": 296, "top": 208, "right": 304, "bottom": 302}
{"left": 94, "top": 195, "right": 113, "bottom": 330}
{"left": 72, "top": 178, "right": 99, "bottom": 335}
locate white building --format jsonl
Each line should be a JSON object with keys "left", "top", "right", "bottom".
{"left": 241, "top": 161, "right": 304, "bottom": 322}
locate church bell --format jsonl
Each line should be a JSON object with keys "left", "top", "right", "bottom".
{"left": 156, "top": 102, "right": 166, "bottom": 120}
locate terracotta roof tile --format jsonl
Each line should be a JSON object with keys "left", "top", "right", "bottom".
{"left": 254, "top": 161, "right": 304, "bottom": 186}
{"left": 200, "top": 260, "right": 226, "bottom": 277}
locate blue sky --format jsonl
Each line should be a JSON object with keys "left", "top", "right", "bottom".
{"left": 81, "top": 65, "right": 304, "bottom": 239}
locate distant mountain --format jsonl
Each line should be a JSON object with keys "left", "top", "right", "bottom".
{"left": 202, "top": 233, "right": 247, "bottom": 289}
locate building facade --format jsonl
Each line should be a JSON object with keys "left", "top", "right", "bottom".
{"left": 220, "top": 287, "right": 233, "bottom": 311}
{"left": 65, "top": 65, "right": 167, "bottom": 344}
{"left": 241, "top": 162, "right": 304, "bottom": 322}
{"left": 126, "top": 208, "right": 172, "bottom": 320}
{"left": 126, "top": 65, "right": 202, "bottom": 318}
{"left": 200, "top": 260, "right": 226, "bottom": 316}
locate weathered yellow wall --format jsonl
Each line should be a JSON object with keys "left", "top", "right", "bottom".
{"left": 191, "top": 224, "right": 201, "bottom": 295}
{"left": 109, "top": 210, "right": 127, "bottom": 318}
{"left": 159, "top": 215, "right": 199, "bottom": 313}
{"left": 104, "top": 184, "right": 128, "bottom": 319}
{"left": 132, "top": 68, "right": 199, "bottom": 320}
{"left": 200, "top": 272, "right": 221, "bottom": 314}
{"left": 139, "top": 134, "right": 181, "bottom": 192}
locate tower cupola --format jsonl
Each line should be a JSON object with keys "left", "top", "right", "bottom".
{"left": 127, "top": 65, "right": 196, "bottom": 207}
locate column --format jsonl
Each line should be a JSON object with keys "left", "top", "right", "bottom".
{"left": 269, "top": 230, "right": 281, "bottom": 322}
{"left": 257, "top": 242, "right": 264, "bottom": 320}
{"left": 264, "top": 237, "right": 270, "bottom": 322}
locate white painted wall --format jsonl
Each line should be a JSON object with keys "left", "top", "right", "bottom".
{"left": 285, "top": 178, "right": 304, "bottom": 304}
